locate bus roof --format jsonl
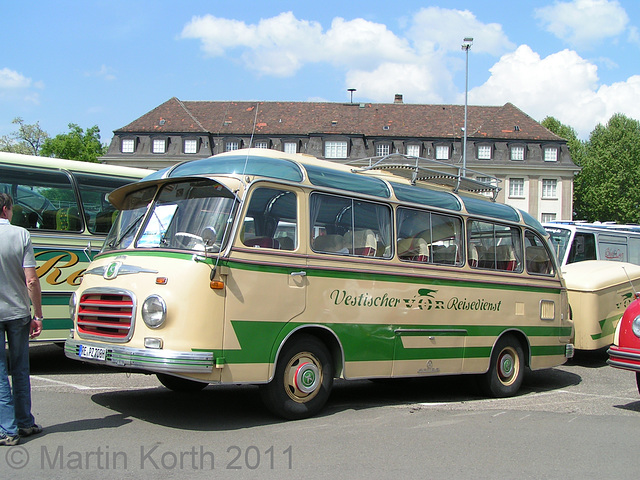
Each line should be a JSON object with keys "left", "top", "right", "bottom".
{"left": 116, "top": 149, "right": 545, "bottom": 234}
{"left": 0, "top": 151, "right": 152, "bottom": 179}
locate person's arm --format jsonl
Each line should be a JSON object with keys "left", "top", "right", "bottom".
{"left": 25, "top": 266, "right": 43, "bottom": 338}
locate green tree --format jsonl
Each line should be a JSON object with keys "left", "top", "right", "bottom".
{"left": 40, "top": 123, "right": 107, "bottom": 163}
{"left": 575, "top": 113, "right": 640, "bottom": 223}
{"left": 0, "top": 117, "right": 49, "bottom": 155}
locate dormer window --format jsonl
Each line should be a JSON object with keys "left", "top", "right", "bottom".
{"left": 121, "top": 138, "right": 135, "bottom": 154}
{"left": 375, "top": 143, "right": 391, "bottom": 156}
{"left": 435, "top": 145, "right": 450, "bottom": 160}
{"left": 477, "top": 145, "right": 492, "bottom": 160}
{"left": 184, "top": 139, "right": 198, "bottom": 154}
{"left": 406, "top": 144, "right": 420, "bottom": 157}
{"left": 544, "top": 147, "right": 558, "bottom": 162}
{"left": 510, "top": 145, "right": 525, "bottom": 161}
{"left": 152, "top": 138, "right": 166, "bottom": 154}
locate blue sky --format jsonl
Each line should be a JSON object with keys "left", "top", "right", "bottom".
{"left": 1, "top": 0, "right": 639, "bottom": 143}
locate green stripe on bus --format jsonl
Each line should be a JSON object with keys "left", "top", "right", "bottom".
{"left": 208, "top": 320, "right": 571, "bottom": 364}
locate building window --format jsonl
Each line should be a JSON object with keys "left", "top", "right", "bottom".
{"left": 325, "top": 141, "right": 348, "bottom": 159}
{"left": 254, "top": 140, "right": 268, "bottom": 149}
{"left": 152, "top": 139, "right": 166, "bottom": 154}
{"left": 541, "top": 213, "right": 556, "bottom": 223}
{"left": 509, "top": 178, "right": 525, "bottom": 198}
{"left": 544, "top": 147, "right": 558, "bottom": 162}
{"left": 510, "top": 146, "right": 525, "bottom": 161}
{"left": 184, "top": 139, "right": 197, "bottom": 154}
{"left": 477, "top": 145, "right": 492, "bottom": 160}
{"left": 284, "top": 142, "right": 297, "bottom": 154}
{"left": 226, "top": 141, "right": 239, "bottom": 151}
{"left": 435, "top": 145, "right": 449, "bottom": 160}
{"left": 121, "top": 138, "right": 135, "bottom": 153}
{"left": 406, "top": 144, "right": 420, "bottom": 157}
{"left": 376, "top": 144, "right": 390, "bottom": 156}
{"left": 542, "top": 179, "right": 558, "bottom": 199}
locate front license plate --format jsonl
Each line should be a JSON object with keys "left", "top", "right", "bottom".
{"left": 79, "top": 345, "right": 107, "bottom": 361}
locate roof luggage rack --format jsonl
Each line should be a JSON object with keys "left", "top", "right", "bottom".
{"left": 347, "top": 154, "right": 502, "bottom": 201}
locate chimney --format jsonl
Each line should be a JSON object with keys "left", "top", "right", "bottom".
{"left": 394, "top": 94, "right": 403, "bottom": 104}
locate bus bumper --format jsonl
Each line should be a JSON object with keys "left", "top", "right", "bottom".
{"left": 607, "top": 346, "right": 640, "bottom": 373}
{"left": 64, "top": 337, "right": 214, "bottom": 373}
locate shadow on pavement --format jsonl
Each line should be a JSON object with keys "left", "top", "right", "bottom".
{"left": 88, "top": 367, "right": 582, "bottom": 431}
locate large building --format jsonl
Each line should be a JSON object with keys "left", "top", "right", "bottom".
{"left": 101, "top": 96, "right": 578, "bottom": 221}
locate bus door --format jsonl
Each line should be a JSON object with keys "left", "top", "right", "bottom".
{"left": 392, "top": 208, "right": 467, "bottom": 377}
{"left": 222, "top": 186, "right": 306, "bottom": 379}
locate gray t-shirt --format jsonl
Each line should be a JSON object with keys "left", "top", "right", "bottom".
{"left": 0, "top": 219, "right": 37, "bottom": 321}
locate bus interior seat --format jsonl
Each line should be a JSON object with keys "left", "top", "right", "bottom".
{"left": 95, "top": 210, "right": 118, "bottom": 233}
{"left": 397, "top": 237, "right": 429, "bottom": 262}
{"left": 343, "top": 229, "right": 377, "bottom": 256}
{"left": 526, "top": 246, "right": 552, "bottom": 274}
{"left": 278, "top": 236, "right": 295, "bottom": 250}
{"left": 244, "top": 237, "right": 280, "bottom": 249}
{"left": 11, "top": 205, "right": 38, "bottom": 228}
{"left": 496, "top": 245, "right": 519, "bottom": 271}
{"left": 432, "top": 245, "right": 457, "bottom": 265}
{"left": 313, "top": 234, "right": 347, "bottom": 253}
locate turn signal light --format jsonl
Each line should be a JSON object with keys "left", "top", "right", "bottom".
{"left": 210, "top": 280, "right": 224, "bottom": 290}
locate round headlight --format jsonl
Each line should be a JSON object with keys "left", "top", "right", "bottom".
{"left": 69, "top": 292, "right": 77, "bottom": 320}
{"left": 142, "top": 295, "right": 167, "bottom": 329}
{"left": 632, "top": 315, "right": 640, "bottom": 338}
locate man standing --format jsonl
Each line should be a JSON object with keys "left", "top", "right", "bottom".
{"left": 0, "top": 193, "right": 43, "bottom": 446}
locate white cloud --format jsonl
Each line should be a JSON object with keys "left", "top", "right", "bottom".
{"left": 534, "top": 0, "right": 629, "bottom": 46}
{"left": 408, "top": 7, "right": 515, "bottom": 55}
{"left": 468, "top": 45, "right": 640, "bottom": 138}
{"left": 179, "top": 9, "right": 640, "bottom": 137}
{"left": 0, "top": 68, "right": 32, "bottom": 89}
{"left": 85, "top": 65, "right": 116, "bottom": 82}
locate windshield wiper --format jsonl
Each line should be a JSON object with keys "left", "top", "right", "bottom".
{"left": 109, "top": 212, "right": 146, "bottom": 249}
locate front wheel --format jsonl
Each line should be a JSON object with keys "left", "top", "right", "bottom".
{"left": 479, "top": 335, "right": 524, "bottom": 398}
{"left": 259, "top": 335, "right": 334, "bottom": 420}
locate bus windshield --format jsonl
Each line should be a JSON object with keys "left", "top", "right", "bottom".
{"left": 104, "top": 180, "right": 238, "bottom": 253}
{"left": 545, "top": 227, "right": 571, "bottom": 263}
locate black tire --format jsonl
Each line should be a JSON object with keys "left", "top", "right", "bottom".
{"left": 259, "top": 334, "right": 334, "bottom": 420}
{"left": 157, "top": 373, "right": 208, "bottom": 392}
{"left": 636, "top": 372, "right": 640, "bottom": 395}
{"left": 479, "top": 334, "right": 524, "bottom": 398}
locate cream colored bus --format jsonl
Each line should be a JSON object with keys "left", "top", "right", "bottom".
{"left": 0, "top": 152, "right": 149, "bottom": 341}
{"left": 64, "top": 149, "right": 574, "bottom": 419}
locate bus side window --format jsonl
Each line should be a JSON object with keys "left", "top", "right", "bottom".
{"left": 525, "top": 230, "right": 555, "bottom": 275}
{"left": 311, "top": 193, "right": 391, "bottom": 258}
{"left": 1, "top": 165, "right": 82, "bottom": 233}
{"left": 242, "top": 187, "right": 297, "bottom": 250}
{"left": 468, "top": 220, "right": 523, "bottom": 272}
{"left": 567, "top": 233, "right": 596, "bottom": 263}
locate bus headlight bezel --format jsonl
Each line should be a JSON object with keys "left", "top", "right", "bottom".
{"left": 69, "top": 292, "right": 77, "bottom": 321}
{"left": 142, "top": 295, "right": 167, "bottom": 329}
{"left": 632, "top": 315, "right": 640, "bottom": 338}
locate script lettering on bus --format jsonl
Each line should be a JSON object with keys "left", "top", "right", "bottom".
{"left": 329, "top": 288, "right": 502, "bottom": 312}
{"left": 35, "top": 250, "right": 86, "bottom": 287}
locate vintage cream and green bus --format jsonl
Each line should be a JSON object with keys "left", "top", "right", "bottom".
{"left": 0, "top": 152, "right": 150, "bottom": 341}
{"left": 64, "top": 149, "right": 574, "bottom": 419}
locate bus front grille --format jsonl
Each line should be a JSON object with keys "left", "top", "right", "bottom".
{"left": 77, "top": 292, "right": 134, "bottom": 340}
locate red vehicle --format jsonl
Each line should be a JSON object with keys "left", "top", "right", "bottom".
{"left": 608, "top": 293, "right": 640, "bottom": 393}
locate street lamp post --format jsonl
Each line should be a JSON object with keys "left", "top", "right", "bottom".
{"left": 461, "top": 37, "right": 473, "bottom": 177}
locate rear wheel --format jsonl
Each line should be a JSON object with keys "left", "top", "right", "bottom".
{"left": 157, "top": 373, "right": 208, "bottom": 392}
{"left": 479, "top": 335, "right": 524, "bottom": 397}
{"left": 260, "top": 335, "right": 334, "bottom": 420}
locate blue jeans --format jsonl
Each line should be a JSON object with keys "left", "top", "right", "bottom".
{"left": 0, "top": 316, "right": 35, "bottom": 436}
